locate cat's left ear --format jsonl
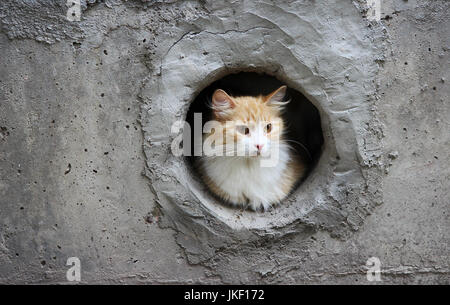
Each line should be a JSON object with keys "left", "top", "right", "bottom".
{"left": 264, "top": 85, "right": 289, "bottom": 107}
{"left": 211, "top": 89, "right": 235, "bottom": 120}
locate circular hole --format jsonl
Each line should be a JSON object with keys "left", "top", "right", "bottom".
{"left": 185, "top": 72, "right": 324, "bottom": 210}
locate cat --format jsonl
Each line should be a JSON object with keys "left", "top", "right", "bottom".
{"left": 196, "top": 85, "right": 306, "bottom": 211}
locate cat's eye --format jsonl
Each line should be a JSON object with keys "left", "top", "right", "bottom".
{"left": 265, "top": 123, "right": 272, "bottom": 133}
{"left": 236, "top": 125, "right": 250, "bottom": 135}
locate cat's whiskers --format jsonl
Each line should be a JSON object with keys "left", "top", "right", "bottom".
{"left": 282, "top": 139, "right": 312, "bottom": 161}
{"left": 198, "top": 85, "right": 306, "bottom": 211}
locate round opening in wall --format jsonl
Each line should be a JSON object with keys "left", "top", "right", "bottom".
{"left": 185, "top": 72, "right": 324, "bottom": 211}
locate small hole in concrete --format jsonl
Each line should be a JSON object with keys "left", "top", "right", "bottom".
{"left": 186, "top": 72, "right": 324, "bottom": 210}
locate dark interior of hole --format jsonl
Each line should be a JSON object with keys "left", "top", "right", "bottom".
{"left": 185, "top": 72, "right": 324, "bottom": 186}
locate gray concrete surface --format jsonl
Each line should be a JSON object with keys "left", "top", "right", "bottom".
{"left": 0, "top": 0, "right": 448, "bottom": 284}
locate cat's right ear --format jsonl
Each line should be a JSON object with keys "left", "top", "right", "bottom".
{"left": 264, "top": 85, "right": 288, "bottom": 107}
{"left": 211, "top": 89, "right": 235, "bottom": 119}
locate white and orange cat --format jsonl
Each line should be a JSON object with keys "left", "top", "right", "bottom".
{"left": 197, "top": 85, "right": 306, "bottom": 211}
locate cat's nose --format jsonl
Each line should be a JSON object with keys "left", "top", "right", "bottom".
{"left": 256, "top": 144, "right": 264, "bottom": 151}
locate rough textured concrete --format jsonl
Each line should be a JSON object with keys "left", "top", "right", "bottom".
{"left": 0, "top": 0, "right": 448, "bottom": 284}
{"left": 141, "top": 0, "right": 385, "bottom": 266}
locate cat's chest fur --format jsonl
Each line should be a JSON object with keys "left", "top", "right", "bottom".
{"left": 199, "top": 146, "right": 292, "bottom": 210}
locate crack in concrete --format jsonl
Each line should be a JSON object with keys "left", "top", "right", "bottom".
{"left": 158, "top": 26, "right": 274, "bottom": 75}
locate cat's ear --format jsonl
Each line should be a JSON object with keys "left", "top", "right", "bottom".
{"left": 264, "top": 85, "right": 289, "bottom": 107}
{"left": 211, "top": 89, "right": 235, "bottom": 119}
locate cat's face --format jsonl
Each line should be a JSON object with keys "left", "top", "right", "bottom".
{"left": 208, "top": 86, "right": 288, "bottom": 157}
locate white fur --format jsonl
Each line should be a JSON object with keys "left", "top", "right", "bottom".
{"left": 199, "top": 143, "right": 292, "bottom": 211}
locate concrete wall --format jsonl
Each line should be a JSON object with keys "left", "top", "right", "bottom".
{"left": 0, "top": 0, "right": 448, "bottom": 284}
